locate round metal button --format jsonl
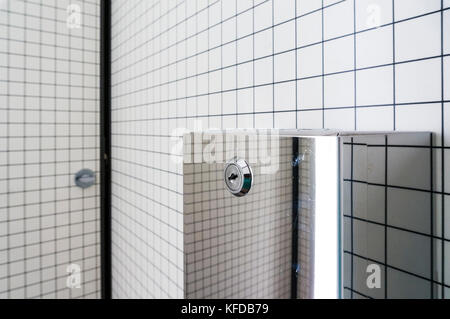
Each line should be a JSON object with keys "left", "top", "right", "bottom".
{"left": 224, "top": 158, "right": 253, "bottom": 197}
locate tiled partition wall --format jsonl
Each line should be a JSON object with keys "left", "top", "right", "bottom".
{"left": 183, "top": 132, "right": 293, "bottom": 298}
{"left": 110, "top": 0, "right": 450, "bottom": 298}
{"left": 0, "top": 0, "right": 101, "bottom": 298}
{"left": 340, "top": 133, "right": 440, "bottom": 298}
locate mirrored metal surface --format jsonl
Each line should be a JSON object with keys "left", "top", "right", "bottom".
{"left": 183, "top": 130, "right": 434, "bottom": 299}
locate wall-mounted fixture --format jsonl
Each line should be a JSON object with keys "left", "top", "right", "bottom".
{"left": 74, "top": 169, "right": 96, "bottom": 189}
{"left": 224, "top": 157, "right": 253, "bottom": 197}
{"left": 182, "top": 129, "right": 433, "bottom": 299}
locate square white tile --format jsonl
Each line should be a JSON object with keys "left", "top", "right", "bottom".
{"left": 356, "top": 25, "right": 393, "bottom": 68}
{"left": 324, "top": 71, "right": 355, "bottom": 108}
{"left": 324, "top": 35, "right": 354, "bottom": 73}
{"left": 395, "top": 12, "right": 441, "bottom": 62}
{"left": 394, "top": 0, "right": 441, "bottom": 21}
{"left": 323, "top": 0, "right": 354, "bottom": 39}
{"left": 356, "top": 65, "right": 393, "bottom": 106}
{"left": 395, "top": 57, "right": 442, "bottom": 104}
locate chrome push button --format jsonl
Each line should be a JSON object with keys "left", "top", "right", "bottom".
{"left": 224, "top": 158, "right": 253, "bottom": 197}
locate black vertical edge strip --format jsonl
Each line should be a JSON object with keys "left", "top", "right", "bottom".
{"left": 441, "top": 0, "right": 445, "bottom": 300}
{"left": 350, "top": 137, "right": 354, "bottom": 299}
{"left": 384, "top": 135, "right": 388, "bottom": 298}
{"left": 100, "top": 0, "right": 112, "bottom": 299}
{"left": 291, "top": 137, "right": 299, "bottom": 299}
{"left": 430, "top": 133, "right": 434, "bottom": 299}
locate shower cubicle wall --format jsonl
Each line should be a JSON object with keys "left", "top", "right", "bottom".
{"left": 0, "top": 0, "right": 101, "bottom": 298}
{"left": 109, "top": 0, "right": 450, "bottom": 299}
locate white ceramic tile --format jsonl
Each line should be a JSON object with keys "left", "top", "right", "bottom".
{"left": 445, "top": 57, "right": 450, "bottom": 101}
{"left": 298, "top": 77, "right": 322, "bottom": 110}
{"left": 274, "top": 81, "right": 296, "bottom": 111}
{"left": 222, "top": 0, "right": 236, "bottom": 20}
{"left": 324, "top": 108, "right": 355, "bottom": 130}
{"left": 356, "top": 25, "right": 393, "bottom": 68}
{"left": 297, "top": 44, "right": 322, "bottom": 78}
{"left": 356, "top": 66, "right": 393, "bottom": 106}
{"left": 274, "top": 20, "right": 296, "bottom": 53}
{"left": 445, "top": 9, "right": 450, "bottom": 55}
{"left": 396, "top": 103, "right": 442, "bottom": 145}
{"left": 237, "top": 61, "right": 253, "bottom": 88}
{"left": 445, "top": 103, "right": 450, "bottom": 147}
{"left": 296, "top": 0, "right": 322, "bottom": 16}
{"left": 297, "top": 110, "right": 322, "bottom": 129}
{"left": 323, "top": 0, "right": 354, "bottom": 39}
{"left": 324, "top": 35, "right": 354, "bottom": 74}
{"left": 395, "top": 57, "right": 442, "bottom": 104}
{"left": 222, "top": 16, "right": 237, "bottom": 43}
{"left": 254, "top": 56, "right": 273, "bottom": 85}
{"left": 254, "top": 29, "right": 273, "bottom": 59}
{"left": 274, "top": 51, "right": 295, "bottom": 81}
{"left": 237, "top": 36, "right": 253, "bottom": 63}
{"left": 355, "top": 0, "right": 393, "bottom": 32}
{"left": 222, "top": 66, "right": 237, "bottom": 90}
{"left": 297, "top": 10, "right": 322, "bottom": 47}
{"left": 237, "top": 0, "right": 253, "bottom": 13}
{"left": 273, "top": 0, "right": 296, "bottom": 24}
{"left": 237, "top": 88, "right": 254, "bottom": 114}
{"left": 237, "top": 10, "right": 253, "bottom": 38}
{"left": 254, "top": 0, "right": 272, "bottom": 32}
{"left": 254, "top": 84, "right": 273, "bottom": 113}
{"left": 222, "top": 41, "right": 237, "bottom": 67}
{"left": 222, "top": 90, "right": 237, "bottom": 114}
{"left": 394, "top": 0, "right": 441, "bottom": 21}
{"left": 395, "top": 13, "right": 441, "bottom": 62}
{"left": 324, "top": 72, "right": 355, "bottom": 108}
{"left": 237, "top": 114, "right": 254, "bottom": 128}
{"left": 274, "top": 111, "right": 296, "bottom": 128}
{"left": 356, "top": 106, "right": 394, "bottom": 131}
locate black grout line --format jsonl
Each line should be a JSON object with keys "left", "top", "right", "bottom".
{"left": 343, "top": 178, "right": 450, "bottom": 197}
{"left": 0, "top": 0, "right": 102, "bottom": 299}
{"left": 344, "top": 250, "right": 450, "bottom": 289}
{"left": 3, "top": 0, "right": 447, "bottom": 300}
{"left": 108, "top": 47, "right": 450, "bottom": 111}
{"left": 343, "top": 214, "right": 450, "bottom": 244}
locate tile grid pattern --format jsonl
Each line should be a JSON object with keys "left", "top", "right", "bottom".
{"left": 0, "top": 0, "right": 101, "bottom": 299}
{"left": 183, "top": 133, "right": 292, "bottom": 298}
{"left": 341, "top": 133, "right": 448, "bottom": 299}
{"left": 110, "top": 0, "right": 450, "bottom": 298}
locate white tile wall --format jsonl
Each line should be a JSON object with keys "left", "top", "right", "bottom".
{"left": 0, "top": 0, "right": 101, "bottom": 299}
{"left": 110, "top": 0, "right": 449, "bottom": 298}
